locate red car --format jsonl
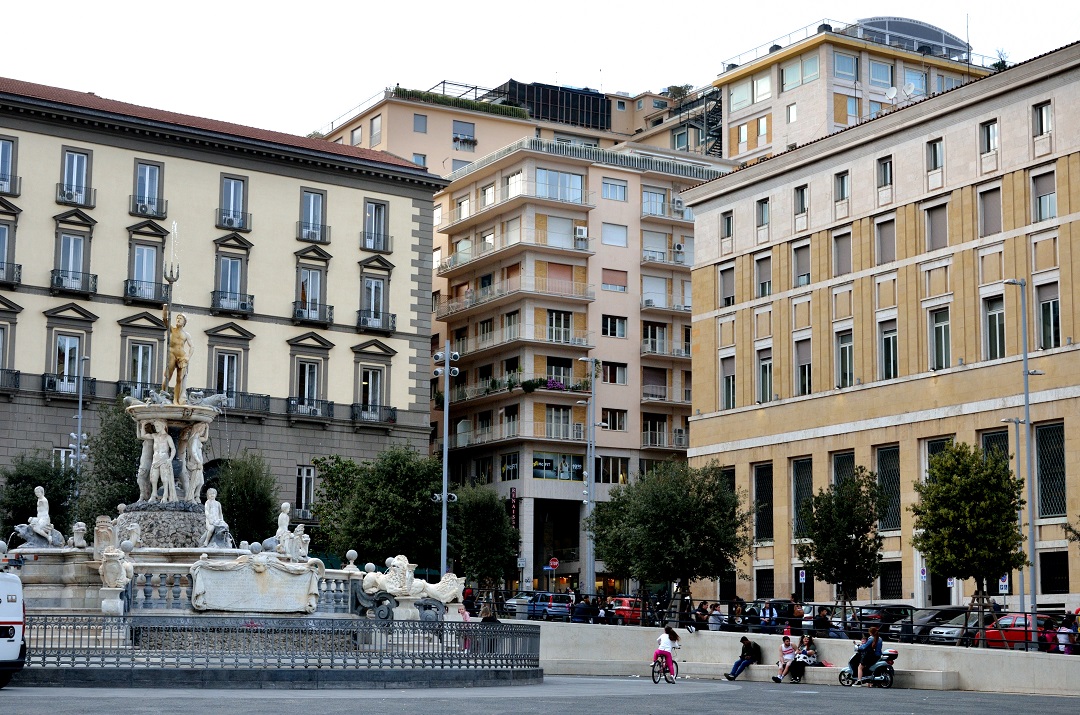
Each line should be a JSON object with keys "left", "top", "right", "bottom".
{"left": 984, "top": 613, "right": 1058, "bottom": 649}
{"left": 610, "top": 597, "right": 644, "bottom": 625}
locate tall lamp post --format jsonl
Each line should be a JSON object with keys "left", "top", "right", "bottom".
{"left": 1004, "top": 278, "right": 1040, "bottom": 631}
{"left": 432, "top": 345, "right": 459, "bottom": 575}
{"left": 1000, "top": 416, "right": 1026, "bottom": 614}
{"left": 577, "top": 356, "right": 600, "bottom": 596}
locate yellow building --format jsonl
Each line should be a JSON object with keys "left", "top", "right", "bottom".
{"left": 0, "top": 77, "right": 445, "bottom": 516}
{"left": 685, "top": 42, "right": 1080, "bottom": 608}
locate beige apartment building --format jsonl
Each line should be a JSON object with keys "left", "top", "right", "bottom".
{"left": 0, "top": 77, "right": 445, "bottom": 521}
{"left": 685, "top": 42, "right": 1080, "bottom": 608}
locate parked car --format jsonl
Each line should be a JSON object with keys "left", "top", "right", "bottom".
{"left": 609, "top": 596, "right": 645, "bottom": 625}
{"left": 527, "top": 592, "right": 573, "bottom": 621}
{"left": 928, "top": 611, "right": 997, "bottom": 646}
{"left": 801, "top": 604, "right": 861, "bottom": 636}
{"left": 0, "top": 559, "right": 26, "bottom": 689}
{"left": 984, "top": 613, "right": 1058, "bottom": 650}
{"left": 505, "top": 591, "right": 533, "bottom": 616}
{"left": 886, "top": 606, "right": 967, "bottom": 642}
{"left": 858, "top": 603, "right": 918, "bottom": 631}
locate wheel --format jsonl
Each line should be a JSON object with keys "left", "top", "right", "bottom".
{"left": 878, "top": 668, "right": 894, "bottom": 689}
{"left": 651, "top": 658, "right": 664, "bottom": 684}
{"left": 543, "top": 611, "right": 550, "bottom": 621}
{"left": 0, "top": 672, "right": 11, "bottom": 690}
{"left": 666, "top": 659, "right": 679, "bottom": 683}
{"left": 838, "top": 670, "right": 855, "bottom": 687}
{"left": 617, "top": 617, "right": 625, "bottom": 626}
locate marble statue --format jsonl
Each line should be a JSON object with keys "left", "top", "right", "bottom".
{"left": 142, "top": 420, "right": 176, "bottom": 502}
{"left": 200, "top": 488, "right": 233, "bottom": 548}
{"left": 276, "top": 502, "right": 290, "bottom": 539}
{"left": 189, "top": 392, "right": 231, "bottom": 412}
{"left": 98, "top": 546, "right": 134, "bottom": 589}
{"left": 179, "top": 422, "right": 209, "bottom": 502}
{"left": 189, "top": 550, "right": 324, "bottom": 613}
{"left": 13, "top": 486, "right": 65, "bottom": 548}
{"left": 280, "top": 523, "right": 309, "bottom": 562}
{"left": 135, "top": 420, "right": 153, "bottom": 501}
{"left": 93, "top": 515, "right": 116, "bottom": 559}
{"left": 361, "top": 554, "right": 465, "bottom": 604}
{"left": 161, "top": 311, "right": 193, "bottom": 404}
{"left": 71, "top": 521, "right": 87, "bottom": 549}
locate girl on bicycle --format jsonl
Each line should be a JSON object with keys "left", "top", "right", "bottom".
{"left": 654, "top": 625, "right": 681, "bottom": 678}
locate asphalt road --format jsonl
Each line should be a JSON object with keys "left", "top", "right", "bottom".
{"left": 2, "top": 675, "right": 1074, "bottom": 715}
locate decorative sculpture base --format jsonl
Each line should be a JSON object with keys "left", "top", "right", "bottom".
{"left": 114, "top": 502, "right": 205, "bottom": 549}
{"left": 189, "top": 552, "right": 325, "bottom": 613}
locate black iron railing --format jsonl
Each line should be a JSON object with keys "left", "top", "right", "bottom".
{"left": 288, "top": 397, "right": 334, "bottom": 419}
{"left": 56, "top": 183, "right": 96, "bottom": 207}
{"left": 356, "top": 309, "right": 396, "bottom": 332}
{"left": 297, "top": 221, "right": 331, "bottom": 243}
{"left": 123, "top": 279, "right": 170, "bottom": 303}
{"left": 197, "top": 388, "right": 270, "bottom": 412}
{"left": 351, "top": 403, "right": 397, "bottom": 424}
{"left": 50, "top": 269, "right": 97, "bottom": 294}
{"left": 210, "top": 291, "right": 254, "bottom": 314}
{"left": 0, "top": 261, "right": 21, "bottom": 285}
{"left": 292, "top": 301, "right": 334, "bottom": 324}
{"left": 129, "top": 195, "right": 168, "bottom": 218}
{"left": 41, "top": 373, "right": 96, "bottom": 397}
{"left": 0, "top": 368, "right": 20, "bottom": 390}
{"left": 216, "top": 208, "right": 251, "bottom": 231}
{"left": 361, "top": 231, "right": 392, "bottom": 252}
{"left": 0, "top": 173, "right": 21, "bottom": 196}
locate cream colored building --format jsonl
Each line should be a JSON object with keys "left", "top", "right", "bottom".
{"left": 0, "top": 77, "right": 445, "bottom": 519}
{"left": 685, "top": 42, "right": 1080, "bottom": 608}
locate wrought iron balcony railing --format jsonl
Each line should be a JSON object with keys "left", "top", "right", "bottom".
{"left": 129, "top": 195, "right": 168, "bottom": 219}
{"left": 292, "top": 301, "right": 334, "bottom": 325}
{"left": 216, "top": 208, "right": 251, "bottom": 231}
{"left": 287, "top": 397, "right": 334, "bottom": 419}
{"left": 210, "top": 291, "right": 254, "bottom": 314}
{"left": 0, "top": 261, "right": 21, "bottom": 285}
{"left": 56, "top": 183, "right": 95, "bottom": 207}
{"left": 41, "top": 373, "right": 96, "bottom": 397}
{"left": 123, "top": 279, "right": 170, "bottom": 303}
{"left": 50, "top": 269, "right": 97, "bottom": 294}
{"left": 356, "top": 310, "right": 396, "bottom": 332}
{"left": 350, "top": 403, "right": 397, "bottom": 424}
{"left": 297, "top": 221, "right": 330, "bottom": 244}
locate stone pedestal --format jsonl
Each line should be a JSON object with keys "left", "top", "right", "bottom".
{"left": 115, "top": 504, "right": 205, "bottom": 549}
{"left": 392, "top": 596, "right": 421, "bottom": 622}
{"left": 100, "top": 587, "right": 125, "bottom": 615}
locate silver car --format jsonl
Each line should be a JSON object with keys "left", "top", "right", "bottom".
{"left": 928, "top": 611, "right": 995, "bottom": 646}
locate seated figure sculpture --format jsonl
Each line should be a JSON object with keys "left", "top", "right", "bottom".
{"left": 199, "top": 488, "right": 233, "bottom": 548}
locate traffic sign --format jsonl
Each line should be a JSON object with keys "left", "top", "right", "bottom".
{"left": 549, "top": 557, "right": 560, "bottom": 569}
{"left": 999, "top": 574, "right": 1009, "bottom": 594}
{"left": 798, "top": 569, "right": 806, "bottom": 584}
{"left": 516, "top": 557, "right": 526, "bottom": 569}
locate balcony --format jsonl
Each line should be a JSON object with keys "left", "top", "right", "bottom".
{"left": 0, "top": 174, "right": 21, "bottom": 197}
{"left": 56, "top": 183, "right": 95, "bottom": 208}
{"left": 642, "top": 385, "right": 692, "bottom": 404}
{"left": 0, "top": 368, "right": 20, "bottom": 396}
{"left": 448, "top": 371, "right": 589, "bottom": 405}
{"left": 437, "top": 228, "right": 593, "bottom": 278}
{"left": 287, "top": 397, "right": 334, "bottom": 424}
{"left": 0, "top": 262, "right": 21, "bottom": 286}
{"left": 117, "top": 380, "right": 159, "bottom": 402}
{"left": 356, "top": 309, "right": 396, "bottom": 333}
{"left": 292, "top": 301, "right": 334, "bottom": 327}
{"left": 449, "top": 420, "right": 587, "bottom": 449}
{"left": 641, "top": 430, "right": 688, "bottom": 450}
{"left": 641, "top": 202, "right": 694, "bottom": 224}
{"left": 455, "top": 326, "right": 593, "bottom": 359}
{"left": 123, "top": 279, "right": 170, "bottom": 305}
{"left": 435, "top": 276, "right": 594, "bottom": 319}
{"left": 50, "top": 269, "right": 97, "bottom": 296}
{"left": 198, "top": 388, "right": 271, "bottom": 414}
{"left": 216, "top": 208, "right": 251, "bottom": 232}
{"left": 438, "top": 180, "right": 595, "bottom": 233}
{"left": 640, "top": 296, "right": 692, "bottom": 314}
{"left": 641, "top": 247, "right": 691, "bottom": 268}
{"left": 297, "top": 221, "right": 330, "bottom": 244}
{"left": 210, "top": 291, "right": 254, "bottom": 317}
{"left": 129, "top": 195, "right": 168, "bottom": 219}
{"left": 350, "top": 403, "right": 398, "bottom": 426}
{"left": 361, "top": 232, "right": 392, "bottom": 253}
{"left": 41, "top": 373, "right": 96, "bottom": 400}
{"left": 641, "top": 340, "right": 692, "bottom": 359}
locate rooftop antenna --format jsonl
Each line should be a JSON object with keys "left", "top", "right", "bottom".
{"left": 886, "top": 86, "right": 898, "bottom": 107}
{"left": 902, "top": 82, "right": 916, "bottom": 101}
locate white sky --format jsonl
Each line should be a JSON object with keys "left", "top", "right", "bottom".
{"left": 6, "top": 1, "right": 1078, "bottom": 137}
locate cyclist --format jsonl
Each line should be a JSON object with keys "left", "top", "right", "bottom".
{"left": 653, "top": 625, "right": 681, "bottom": 679}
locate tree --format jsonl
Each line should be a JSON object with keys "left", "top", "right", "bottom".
{"left": 587, "top": 460, "right": 753, "bottom": 594}
{"left": 452, "top": 486, "right": 518, "bottom": 588}
{"left": 215, "top": 451, "right": 278, "bottom": 545}
{"left": 0, "top": 453, "right": 74, "bottom": 539}
{"left": 75, "top": 396, "right": 142, "bottom": 524}
{"left": 663, "top": 84, "right": 694, "bottom": 100}
{"left": 795, "top": 465, "right": 887, "bottom": 605}
{"left": 992, "top": 49, "right": 1010, "bottom": 72}
{"left": 312, "top": 448, "right": 443, "bottom": 569}
{"left": 910, "top": 441, "right": 1026, "bottom": 602}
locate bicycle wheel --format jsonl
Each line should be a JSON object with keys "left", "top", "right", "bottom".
{"left": 651, "top": 658, "right": 663, "bottom": 684}
{"left": 665, "top": 659, "right": 679, "bottom": 683}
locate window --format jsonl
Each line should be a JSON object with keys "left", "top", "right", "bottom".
{"left": 846, "top": 96, "right": 858, "bottom": 123}
{"left": 0, "top": 223, "right": 11, "bottom": 281}
{"left": 602, "top": 362, "right": 628, "bottom": 385}
{"left": 876, "top": 219, "right": 895, "bottom": 264}
{"left": 803, "top": 54, "right": 819, "bottom": 82}
{"left": 547, "top": 310, "right": 572, "bottom": 343}
{"left": 602, "top": 408, "right": 627, "bottom": 431}
{"left": 984, "top": 296, "right": 1005, "bottom": 360}
{"left": 57, "top": 232, "right": 86, "bottom": 290}
{"left": 721, "top": 355, "right": 735, "bottom": 409}
{"left": 836, "top": 331, "right": 853, "bottom": 388}
{"left": 500, "top": 452, "right": 519, "bottom": 481}
{"left": 52, "top": 334, "right": 82, "bottom": 392}
{"left": 879, "top": 319, "right": 898, "bottom": 379}
{"left": 480, "top": 184, "right": 495, "bottom": 207}
{"left": 133, "top": 161, "right": 162, "bottom": 215}
{"left": 1033, "top": 172, "right": 1056, "bottom": 222}
{"left": 719, "top": 265, "right": 735, "bottom": 307}
{"left": 601, "top": 268, "right": 627, "bottom": 292}
{"left": 937, "top": 75, "right": 963, "bottom": 92}
{"left": 832, "top": 451, "right": 855, "bottom": 484}
{"left": 755, "top": 254, "right": 772, "bottom": 297}
{"left": 931, "top": 307, "right": 950, "bottom": 369}
{"left": 793, "top": 244, "right": 810, "bottom": 286}
{"left": 786, "top": 103, "right": 797, "bottom": 123}
{"left": 295, "top": 466, "right": 315, "bottom": 513}
{"left": 757, "top": 116, "right": 767, "bottom": 137}
{"left": 452, "top": 119, "right": 475, "bottom": 151}
{"left": 877, "top": 446, "right": 901, "bottom": 530}
{"left": 1033, "top": 102, "right": 1052, "bottom": 136}
{"left": 128, "top": 342, "right": 154, "bottom": 386}
{"left": 536, "top": 168, "right": 583, "bottom": 202}
{"left": 673, "top": 129, "right": 688, "bottom": 150}
{"left": 926, "top": 139, "right": 943, "bottom": 171}
{"left": 877, "top": 156, "right": 893, "bottom": 188}
{"left": 730, "top": 81, "right": 751, "bottom": 111}
{"left": 601, "top": 315, "right": 627, "bottom": 338}
{"left": 757, "top": 348, "right": 773, "bottom": 403}
{"left": 753, "top": 74, "right": 771, "bottom": 102}
{"left": 979, "top": 187, "right": 1002, "bottom": 237}
{"left": 61, "top": 148, "right": 91, "bottom": 204}
{"left": 653, "top": 99, "right": 669, "bottom": 109}
{"left": 905, "top": 68, "right": 927, "bottom": 97}
{"left": 926, "top": 203, "right": 948, "bottom": 251}
{"left": 793, "top": 185, "right": 808, "bottom": 215}
{"left": 869, "top": 101, "right": 883, "bottom": 119}
{"left": 534, "top": 449, "right": 580, "bottom": 479}
{"left": 362, "top": 275, "right": 386, "bottom": 325}
{"left": 363, "top": 200, "right": 389, "bottom": 251}
{"left": 792, "top": 457, "right": 814, "bottom": 536}
{"left": 602, "top": 178, "right": 627, "bottom": 201}
{"left": 980, "top": 120, "right": 998, "bottom": 154}
{"left": 756, "top": 198, "right": 769, "bottom": 227}
{"left": 833, "top": 232, "right": 851, "bottom": 276}
{"left": 795, "top": 338, "right": 811, "bottom": 395}
{"left": 1038, "top": 283, "right": 1061, "bottom": 349}
{"left": 1035, "top": 422, "right": 1065, "bottom": 517}
{"left": 869, "top": 60, "right": 892, "bottom": 87}
{"left": 504, "top": 171, "right": 523, "bottom": 199}
{"left": 637, "top": 99, "right": 643, "bottom": 110}
{"left": 721, "top": 211, "right": 733, "bottom": 239}
{"left": 782, "top": 61, "right": 801, "bottom": 91}
{"left": 363, "top": 115, "right": 381, "bottom": 147}
{"left": 832, "top": 173, "right": 849, "bottom": 203}
{"left": 297, "top": 266, "right": 324, "bottom": 318}
{"left": 451, "top": 159, "right": 469, "bottom": 172}
{"left": 616, "top": 99, "right": 626, "bottom": 111}
{"left": 220, "top": 175, "right": 246, "bottom": 229}
{"left": 350, "top": 127, "right": 362, "bottom": 146}
{"left": 754, "top": 463, "right": 774, "bottom": 541}
{"left": 642, "top": 187, "right": 666, "bottom": 215}
{"left": 411, "top": 153, "right": 426, "bottom": 167}
{"left": 358, "top": 366, "right": 383, "bottom": 419}
{"left": 0, "top": 136, "right": 16, "bottom": 194}
{"left": 835, "top": 52, "right": 857, "bottom": 80}
{"left": 300, "top": 190, "right": 325, "bottom": 241}
{"left": 738, "top": 124, "right": 748, "bottom": 144}
{"left": 215, "top": 351, "right": 239, "bottom": 403}
{"left": 413, "top": 113, "right": 427, "bottom": 133}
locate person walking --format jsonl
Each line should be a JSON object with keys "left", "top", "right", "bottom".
{"left": 724, "top": 636, "right": 762, "bottom": 680}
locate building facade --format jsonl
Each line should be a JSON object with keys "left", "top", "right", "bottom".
{"left": 685, "top": 43, "right": 1080, "bottom": 608}
{"left": 0, "top": 77, "right": 445, "bottom": 522}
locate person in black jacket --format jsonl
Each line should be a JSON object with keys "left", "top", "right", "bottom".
{"left": 724, "top": 636, "right": 762, "bottom": 680}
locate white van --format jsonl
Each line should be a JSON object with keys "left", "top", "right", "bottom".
{"left": 0, "top": 544, "right": 26, "bottom": 689}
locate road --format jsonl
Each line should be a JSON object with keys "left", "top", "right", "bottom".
{"left": 2, "top": 675, "right": 1074, "bottom": 715}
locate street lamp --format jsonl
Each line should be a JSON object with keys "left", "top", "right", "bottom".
{"left": 433, "top": 345, "right": 460, "bottom": 575}
{"left": 1004, "top": 278, "right": 1039, "bottom": 629}
{"left": 577, "top": 356, "right": 600, "bottom": 595}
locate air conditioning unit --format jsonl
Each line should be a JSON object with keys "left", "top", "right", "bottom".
{"left": 126, "top": 283, "right": 141, "bottom": 297}
{"left": 359, "top": 316, "right": 373, "bottom": 327}
{"left": 575, "top": 237, "right": 589, "bottom": 250}
{"left": 572, "top": 337, "right": 587, "bottom": 346}
{"left": 673, "top": 428, "right": 688, "bottom": 447}
{"left": 674, "top": 304, "right": 684, "bottom": 311}
{"left": 43, "top": 376, "right": 57, "bottom": 391}
{"left": 223, "top": 215, "right": 239, "bottom": 228}
{"left": 62, "top": 189, "right": 78, "bottom": 202}
{"left": 52, "top": 274, "right": 67, "bottom": 288}
{"left": 644, "top": 299, "right": 655, "bottom": 307}
{"left": 574, "top": 226, "right": 589, "bottom": 239}
{"left": 137, "top": 203, "right": 151, "bottom": 215}
{"left": 302, "top": 229, "right": 321, "bottom": 240}
{"left": 237, "top": 300, "right": 252, "bottom": 312}
{"left": 672, "top": 198, "right": 685, "bottom": 211}
{"left": 294, "top": 308, "right": 306, "bottom": 320}
{"left": 573, "top": 423, "right": 584, "bottom": 440}
{"left": 672, "top": 242, "right": 685, "bottom": 252}
{"left": 673, "top": 347, "right": 686, "bottom": 357}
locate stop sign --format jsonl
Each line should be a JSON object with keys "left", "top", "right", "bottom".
{"left": 549, "top": 557, "right": 560, "bottom": 569}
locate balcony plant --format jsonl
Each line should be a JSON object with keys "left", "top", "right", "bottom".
{"left": 521, "top": 379, "right": 540, "bottom": 393}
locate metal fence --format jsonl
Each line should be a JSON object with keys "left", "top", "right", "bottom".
{"left": 25, "top": 614, "right": 540, "bottom": 670}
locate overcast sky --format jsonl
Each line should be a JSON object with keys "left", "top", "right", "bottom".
{"left": 6, "top": 1, "right": 1077, "bottom": 137}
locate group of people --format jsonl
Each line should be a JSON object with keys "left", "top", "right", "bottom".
{"left": 722, "top": 632, "right": 823, "bottom": 683}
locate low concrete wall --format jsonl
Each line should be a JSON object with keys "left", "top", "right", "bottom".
{"left": 537, "top": 622, "right": 1079, "bottom": 695}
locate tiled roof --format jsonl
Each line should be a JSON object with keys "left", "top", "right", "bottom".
{"left": 0, "top": 76, "right": 432, "bottom": 176}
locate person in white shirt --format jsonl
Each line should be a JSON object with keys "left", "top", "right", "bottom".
{"left": 772, "top": 635, "right": 796, "bottom": 682}
{"left": 653, "top": 625, "right": 681, "bottom": 678}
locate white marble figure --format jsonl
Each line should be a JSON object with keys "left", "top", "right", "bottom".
{"left": 200, "top": 488, "right": 231, "bottom": 547}
{"left": 361, "top": 554, "right": 465, "bottom": 604}
{"left": 135, "top": 420, "right": 153, "bottom": 501}
{"left": 71, "top": 521, "right": 88, "bottom": 549}
{"left": 143, "top": 420, "right": 176, "bottom": 503}
{"left": 179, "top": 422, "right": 209, "bottom": 502}
{"left": 29, "top": 486, "right": 54, "bottom": 540}
{"left": 280, "top": 523, "right": 309, "bottom": 562}
{"left": 93, "top": 515, "right": 116, "bottom": 560}
{"left": 276, "top": 502, "right": 291, "bottom": 539}
{"left": 99, "top": 547, "right": 134, "bottom": 589}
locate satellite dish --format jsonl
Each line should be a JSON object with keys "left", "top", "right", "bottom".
{"left": 885, "top": 87, "right": 898, "bottom": 100}
{"left": 903, "top": 82, "right": 916, "bottom": 98}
